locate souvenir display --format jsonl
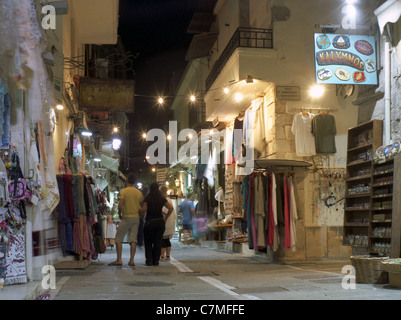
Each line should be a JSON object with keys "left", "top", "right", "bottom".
{"left": 374, "top": 141, "right": 401, "bottom": 163}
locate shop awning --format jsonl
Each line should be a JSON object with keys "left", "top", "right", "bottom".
{"left": 375, "top": 0, "right": 401, "bottom": 34}
{"left": 237, "top": 158, "right": 312, "bottom": 169}
{"left": 185, "top": 33, "right": 218, "bottom": 61}
{"left": 100, "top": 154, "right": 119, "bottom": 173}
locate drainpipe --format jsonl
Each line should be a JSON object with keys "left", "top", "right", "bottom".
{"left": 384, "top": 40, "right": 392, "bottom": 145}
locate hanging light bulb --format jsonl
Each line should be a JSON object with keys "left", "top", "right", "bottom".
{"left": 81, "top": 130, "right": 92, "bottom": 137}
{"left": 112, "top": 138, "right": 122, "bottom": 150}
{"left": 157, "top": 97, "right": 164, "bottom": 105}
{"left": 310, "top": 85, "right": 325, "bottom": 98}
{"left": 234, "top": 93, "right": 243, "bottom": 102}
{"left": 189, "top": 95, "right": 196, "bottom": 102}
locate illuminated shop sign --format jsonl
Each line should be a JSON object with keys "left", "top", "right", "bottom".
{"left": 314, "top": 33, "right": 377, "bottom": 85}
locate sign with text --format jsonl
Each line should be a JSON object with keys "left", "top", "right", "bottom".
{"left": 156, "top": 168, "right": 168, "bottom": 183}
{"left": 79, "top": 78, "right": 135, "bottom": 112}
{"left": 276, "top": 86, "right": 301, "bottom": 101}
{"left": 314, "top": 33, "right": 377, "bottom": 85}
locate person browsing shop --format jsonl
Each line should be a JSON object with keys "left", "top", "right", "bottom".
{"left": 140, "top": 183, "right": 174, "bottom": 266}
{"left": 108, "top": 173, "right": 144, "bottom": 267}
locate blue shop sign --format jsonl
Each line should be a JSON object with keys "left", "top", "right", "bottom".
{"left": 314, "top": 33, "right": 377, "bottom": 85}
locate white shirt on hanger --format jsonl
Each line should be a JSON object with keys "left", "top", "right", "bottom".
{"left": 291, "top": 112, "right": 316, "bottom": 157}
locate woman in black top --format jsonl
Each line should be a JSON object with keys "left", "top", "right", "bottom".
{"left": 140, "top": 183, "right": 173, "bottom": 266}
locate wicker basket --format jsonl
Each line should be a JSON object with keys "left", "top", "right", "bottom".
{"left": 381, "top": 259, "right": 401, "bottom": 274}
{"left": 382, "top": 259, "right": 401, "bottom": 288}
{"left": 351, "top": 255, "right": 389, "bottom": 284}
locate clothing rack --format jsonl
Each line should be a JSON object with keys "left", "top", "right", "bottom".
{"left": 288, "top": 106, "right": 338, "bottom": 114}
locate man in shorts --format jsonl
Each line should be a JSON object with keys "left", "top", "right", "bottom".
{"left": 179, "top": 194, "right": 195, "bottom": 248}
{"left": 109, "top": 173, "right": 144, "bottom": 266}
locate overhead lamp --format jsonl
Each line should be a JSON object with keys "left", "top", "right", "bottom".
{"left": 142, "top": 132, "right": 147, "bottom": 139}
{"left": 56, "top": 104, "right": 64, "bottom": 110}
{"left": 245, "top": 75, "right": 254, "bottom": 83}
{"left": 93, "top": 157, "right": 101, "bottom": 162}
{"left": 157, "top": 97, "right": 164, "bottom": 105}
{"left": 234, "top": 93, "right": 243, "bottom": 102}
{"left": 112, "top": 137, "right": 122, "bottom": 150}
{"left": 113, "top": 127, "right": 119, "bottom": 133}
{"left": 189, "top": 95, "right": 196, "bottom": 102}
{"left": 81, "top": 130, "right": 92, "bottom": 137}
{"left": 310, "top": 85, "right": 325, "bottom": 98}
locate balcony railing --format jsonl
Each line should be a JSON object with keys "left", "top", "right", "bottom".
{"left": 206, "top": 27, "right": 273, "bottom": 91}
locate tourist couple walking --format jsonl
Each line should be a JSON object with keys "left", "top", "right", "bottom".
{"left": 108, "top": 173, "right": 174, "bottom": 267}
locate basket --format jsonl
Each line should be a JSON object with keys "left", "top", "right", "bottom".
{"left": 351, "top": 255, "right": 389, "bottom": 284}
{"left": 381, "top": 259, "right": 401, "bottom": 274}
{"left": 381, "top": 259, "right": 401, "bottom": 288}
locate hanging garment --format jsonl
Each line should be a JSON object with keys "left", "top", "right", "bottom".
{"left": 0, "top": 82, "right": 11, "bottom": 147}
{"left": 225, "top": 126, "right": 234, "bottom": 165}
{"left": 253, "top": 101, "right": 267, "bottom": 159}
{"left": 288, "top": 176, "right": 298, "bottom": 249}
{"left": 283, "top": 176, "right": 291, "bottom": 248}
{"left": 63, "top": 175, "right": 74, "bottom": 219}
{"left": 241, "top": 176, "right": 253, "bottom": 249}
{"left": 254, "top": 174, "right": 266, "bottom": 248}
{"left": 291, "top": 112, "right": 316, "bottom": 157}
{"left": 272, "top": 173, "right": 280, "bottom": 252}
{"left": 250, "top": 174, "right": 258, "bottom": 249}
{"left": 232, "top": 117, "right": 243, "bottom": 161}
{"left": 311, "top": 113, "right": 337, "bottom": 153}
{"left": 267, "top": 174, "right": 274, "bottom": 247}
{"left": 275, "top": 174, "right": 284, "bottom": 227}
{"left": 214, "top": 187, "right": 224, "bottom": 219}
{"left": 204, "top": 147, "right": 217, "bottom": 187}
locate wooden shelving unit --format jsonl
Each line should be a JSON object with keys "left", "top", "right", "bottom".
{"left": 371, "top": 153, "right": 401, "bottom": 257}
{"left": 343, "top": 119, "right": 401, "bottom": 258}
{"left": 343, "top": 120, "right": 383, "bottom": 250}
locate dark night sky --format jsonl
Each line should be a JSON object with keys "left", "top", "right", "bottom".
{"left": 118, "top": 0, "right": 197, "bottom": 163}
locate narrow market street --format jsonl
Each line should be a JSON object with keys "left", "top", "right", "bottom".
{"left": 32, "top": 240, "right": 401, "bottom": 301}
{"left": 2, "top": 0, "right": 401, "bottom": 306}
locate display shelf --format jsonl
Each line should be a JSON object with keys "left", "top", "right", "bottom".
{"left": 372, "top": 152, "right": 401, "bottom": 257}
{"left": 343, "top": 120, "right": 383, "bottom": 248}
